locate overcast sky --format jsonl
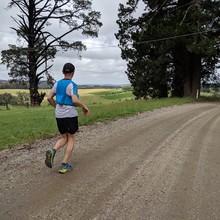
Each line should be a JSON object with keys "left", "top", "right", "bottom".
{"left": 0, "top": 0, "right": 130, "bottom": 85}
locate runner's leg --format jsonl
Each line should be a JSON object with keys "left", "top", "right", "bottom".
{"left": 62, "top": 133, "right": 75, "bottom": 163}
{"left": 54, "top": 133, "right": 68, "bottom": 151}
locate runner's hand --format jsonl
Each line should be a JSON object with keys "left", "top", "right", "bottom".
{"left": 82, "top": 106, "right": 89, "bottom": 116}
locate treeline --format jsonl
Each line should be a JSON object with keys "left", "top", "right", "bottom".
{"left": 0, "top": 81, "right": 28, "bottom": 89}
{"left": 0, "top": 80, "right": 52, "bottom": 89}
{"left": 0, "top": 92, "right": 30, "bottom": 109}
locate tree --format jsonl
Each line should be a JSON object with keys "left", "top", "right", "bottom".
{"left": 0, "top": 93, "right": 13, "bottom": 110}
{"left": 1, "top": 0, "right": 102, "bottom": 106}
{"left": 116, "top": 0, "right": 220, "bottom": 98}
{"left": 16, "top": 91, "right": 30, "bottom": 106}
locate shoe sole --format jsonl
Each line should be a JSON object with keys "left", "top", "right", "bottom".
{"left": 45, "top": 149, "right": 53, "bottom": 168}
{"left": 58, "top": 165, "right": 73, "bottom": 174}
{"left": 58, "top": 170, "right": 68, "bottom": 174}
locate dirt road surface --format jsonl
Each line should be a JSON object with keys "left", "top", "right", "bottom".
{"left": 1, "top": 102, "right": 220, "bottom": 220}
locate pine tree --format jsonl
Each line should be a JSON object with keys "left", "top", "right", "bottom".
{"left": 116, "top": 0, "right": 220, "bottom": 98}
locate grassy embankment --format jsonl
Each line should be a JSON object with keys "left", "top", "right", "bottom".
{"left": 0, "top": 88, "right": 196, "bottom": 150}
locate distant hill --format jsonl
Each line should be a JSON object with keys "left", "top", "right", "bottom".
{"left": 0, "top": 80, "right": 7, "bottom": 82}
{"left": 0, "top": 80, "right": 28, "bottom": 89}
{"left": 0, "top": 80, "right": 130, "bottom": 89}
{"left": 38, "top": 81, "right": 51, "bottom": 89}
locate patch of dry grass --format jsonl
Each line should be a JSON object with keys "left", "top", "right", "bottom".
{"left": 0, "top": 88, "right": 111, "bottom": 96}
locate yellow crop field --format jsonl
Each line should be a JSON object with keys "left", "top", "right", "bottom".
{"left": 0, "top": 89, "right": 28, "bottom": 96}
{"left": 0, "top": 88, "right": 111, "bottom": 96}
{"left": 78, "top": 88, "right": 111, "bottom": 96}
{"left": 0, "top": 87, "right": 132, "bottom": 107}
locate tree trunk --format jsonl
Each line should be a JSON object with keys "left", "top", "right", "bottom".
{"left": 184, "top": 53, "right": 201, "bottom": 97}
{"left": 29, "top": 79, "right": 39, "bottom": 106}
{"left": 5, "top": 101, "right": 9, "bottom": 110}
{"left": 173, "top": 43, "right": 201, "bottom": 98}
{"left": 29, "top": 74, "right": 45, "bottom": 107}
{"left": 28, "top": 39, "right": 46, "bottom": 106}
{"left": 172, "top": 45, "right": 186, "bottom": 97}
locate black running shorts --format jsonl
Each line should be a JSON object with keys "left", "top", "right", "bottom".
{"left": 56, "top": 117, "right": 78, "bottom": 134}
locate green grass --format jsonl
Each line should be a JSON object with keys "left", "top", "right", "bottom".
{"left": 0, "top": 107, "right": 57, "bottom": 149}
{"left": 4, "top": 88, "right": 216, "bottom": 150}
{"left": 91, "top": 89, "right": 134, "bottom": 101}
{"left": 0, "top": 95, "right": 195, "bottom": 150}
{"left": 83, "top": 97, "right": 195, "bottom": 124}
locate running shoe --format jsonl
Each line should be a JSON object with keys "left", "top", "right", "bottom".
{"left": 45, "top": 148, "right": 56, "bottom": 168}
{"left": 58, "top": 163, "right": 73, "bottom": 174}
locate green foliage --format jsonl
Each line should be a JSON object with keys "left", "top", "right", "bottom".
{"left": 15, "top": 92, "right": 30, "bottom": 105}
{"left": 0, "top": 92, "right": 30, "bottom": 108}
{"left": 116, "top": 0, "right": 220, "bottom": 99}
{"left": 0, "top": 93, "right": 12, "bottom": 103}
{"left": 0, "top": 93, "right": 13, "bottom": 109}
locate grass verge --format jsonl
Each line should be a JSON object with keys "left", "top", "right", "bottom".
{"left": 0, "top": 97, "right": 195, "bottom": 150}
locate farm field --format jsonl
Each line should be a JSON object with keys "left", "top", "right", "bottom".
{"left": 0, "top": 87, "right": 132, "bottom": 106}
{"left": 0, "top": 87, "right": 133, "bottom": 149}
{"left": 0, "top": 88, "right": 112, "bottom": 96}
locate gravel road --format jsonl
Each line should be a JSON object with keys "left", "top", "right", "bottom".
{"left": 1, "top": 102, "right": 220, "bottom": 220}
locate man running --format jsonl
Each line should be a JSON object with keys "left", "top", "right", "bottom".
{"left": 45, "top": 62, "right": 89, "bottom": 174}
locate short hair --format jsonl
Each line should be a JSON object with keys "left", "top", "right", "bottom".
{"left": 63, "top": 63, "right": 75, "bottom": 74}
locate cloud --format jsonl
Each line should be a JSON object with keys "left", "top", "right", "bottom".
{"left": 0, "top": 0, "right": 130, "bottom": 85}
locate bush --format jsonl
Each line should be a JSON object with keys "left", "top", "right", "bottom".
{"left": 0, "top": 92, "right": 30, "bottom": 108}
